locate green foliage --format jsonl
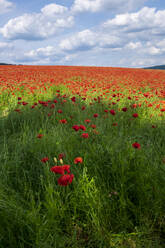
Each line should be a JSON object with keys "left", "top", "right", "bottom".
{"left": 0, "top": 86, "right": 165, "bottom": 247}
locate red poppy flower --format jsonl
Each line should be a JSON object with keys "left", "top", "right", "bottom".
{"left": 81, "top": 133, "right": 89, "bottom": 138}
{"left": 58, "top": 174, "right": 74, "bottom": 186}
{"left": 37, "top": 134, "right": 43, "bottom": 138}
{"left": 50, "top": 166, "right": 64, "bottom": 175}
{"left": 132, "top": 143, "right": 141, "bottom": 149}
{"left": 74, "top": 157, "right": 83, "bottom": 164}
{"left": 122, "top": 107, "right": 127, "bottom": 112}
{"left": 72, "top": 125, "right": 80, "bottom": 131}
{"left": 132, "top": 104, "right": 137, "bottom": 108}
{"left": 59, "top": 119, "right": 67, "bottom": 124}
{"left": 71, "top": 96, "right": 76, "bottom": 102}
{"left": 50, "top": 104, "right": 55, "bottom": 108}
{"left": 41, "top": 157, "right": 49, "bottom": 163}
{"left": 160, "top": 108, "right": 165, "bottom": 112}
{"left": 110, "top": 109, "right": 116, "bottom": 115}
{"left": 57, "top": 109, "right": 62, "bottom": 113}
{"left": 132, "top": 113, "right": 138, "bottom": 118}
{"left": 18, "top": 97, "right": 22, "bottom": 100}
{"left": 62, "top": 165, "right": 71, "bottom": 174}
{"left": 53, "top": 99, "right": 58, "bottom": 103}
{"left": 22, "top": 101, "right": 28, "bottom": 105}
{"left": 85, "top": 119, "right": 91, "bottom": 123}
{"left": 90, "top": 124, "right": 96, "bottom": 129}
{"left": 81, "top": 106, "right": 86, "bottom": 110}
{"left": 79, "top": 125, "right": 86, "bottom": 131}
{"left": 58, "top": 153, "right": 65, "bottom": 159}
{"left": 14, "top": 109, "right": 21, "bottom": 112}
{"left": 93, "top": 113, "right": 99, "bottom": 118}
{"left": 104, "top": 109, "right": 108, "bottom": 113}
{"left": 152, "top": 125, "right": 156, "bottom": 128}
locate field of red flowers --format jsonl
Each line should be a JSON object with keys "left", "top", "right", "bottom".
{"left": 0, "top": 65, "right": 165, "bottom": 114}
{"left": 0, "top": 65, "right": 165, "bottom": 100}
{"left": 0, "top": 65, "right": 165, "bottom": 248}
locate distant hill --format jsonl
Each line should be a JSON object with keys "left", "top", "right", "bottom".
{"left": 143, "top": 65, "right": 165, "bottom": 70}
{"left": 0, "top": 63, "right": 13, "bottom": 65}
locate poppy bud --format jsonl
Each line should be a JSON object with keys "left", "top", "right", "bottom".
{"left": 54, "top": 157, "right": 57, "bottom": 163}
{"left": 59, "top": 159, "right": 63, "bottom": 164}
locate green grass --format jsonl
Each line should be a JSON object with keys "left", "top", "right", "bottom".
{"left": 0, "top": 86, "right": 165, "bottom": 248}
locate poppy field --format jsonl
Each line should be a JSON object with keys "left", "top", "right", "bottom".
{"left": 0, "top": 65, "right": 165, "bottom": 247}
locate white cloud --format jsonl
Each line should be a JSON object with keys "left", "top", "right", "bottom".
{"left": 157, "top": 39, "right": 165, "bottom": 48}
{"left": 131, "top": 58, "right": 155, "bottom": 67}
{"left": 125, "top": 41, "right": 164, "bottom": 56}
{"left": 59, "top": 29, "right": 98, "bottom": 51}
{"left": 0, "top": 41, "right": 13, "bottom": 50}
{"left": 41, "top": 3, "right": 68, "bottom": 18}
{"left": 19, "top": 45, "right": 74, "bottom": 64}
{"left": 25, "top": 46, "right": 55, "bottom": 57}
{"left": 59, "top": 29, "right": 124, "bottom": 52}
{"left": 0, "top": 3, "right": 74, "bottom": 40}
{"left": 99, "top": 34, "right": 123, "bottom": 48}
{"left": 144, "top": 40, "right": 165, "bottom": 55}
{"left": 0, "top": 0, "right": 13, "bottom": 14}
{"left": 147, "top": 46, "right": 161, "bottom": 55}
{"left": 103, "top": 7, "right": 165, "bottom": 34}
{"left": 71, "top": 0, "right": 147, "bottom": 13}
{"left": 125, "top": 42, "right": 142, "bottom": 49}
{"left": 13, "top": 45, "right": 67, "bottom": 65}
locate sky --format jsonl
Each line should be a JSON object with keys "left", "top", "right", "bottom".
{"left": 0, "top": 0, "right": 165, "bottom": 67}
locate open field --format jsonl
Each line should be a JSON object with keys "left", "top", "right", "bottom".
{"left": 0, "top": 65, "right": 165, "bottom": 248}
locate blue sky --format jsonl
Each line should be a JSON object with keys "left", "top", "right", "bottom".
{"left": 1, "top": 0, "right": 165, "bottom": 67}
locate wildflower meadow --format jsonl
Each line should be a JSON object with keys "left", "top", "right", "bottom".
{"left": 0, "top": 65, "right": 165, "bottom": 247}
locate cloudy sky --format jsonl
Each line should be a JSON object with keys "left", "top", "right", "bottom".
{"left": 0, "top": 0, "right": 165, "bottom": 67}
